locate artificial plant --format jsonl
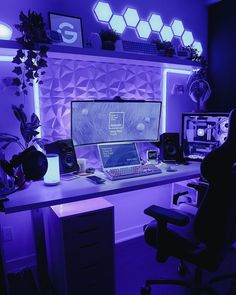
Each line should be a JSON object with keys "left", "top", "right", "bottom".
{"left": 99, "top": 29, "right": 120, "bottom": 50}
{"left": 12, "top": 10, "right": 50, "bottom": 96}
{"left": 152, "top": 40, "right": 176, "bottom": 57}
{"left": 0, "top": 104, "right": 48, "bottom": 151}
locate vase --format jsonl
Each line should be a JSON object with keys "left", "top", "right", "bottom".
{"left": 102, "top": 40, "right": 116, "bottom": 50}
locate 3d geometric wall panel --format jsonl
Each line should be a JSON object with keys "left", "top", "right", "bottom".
{"left": 39, "top": 58, "right": 161, "bottom": 166}
{"left": 93, "top": 1, "right": 203, "bottom": 55}
{"left": 39, "top": 57, "right": 162, "bottom": 144}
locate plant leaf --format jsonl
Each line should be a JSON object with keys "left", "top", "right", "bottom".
{"left": 0, "top": 160, "right": 15, "bottom": 177}
{"left": 12, "top": 66, "right": 22, "bottom": 76}
{"left": 12, "top": 78, "right": 22, "bottom": 86}
{"left": 32, "top": 138, "right": 50, "bottom": 150}
{"left": 12, "top": 104, "right": 27, "bottom": 123}
{"left": 30, "top": 113, "right": 40, "bottom": 129}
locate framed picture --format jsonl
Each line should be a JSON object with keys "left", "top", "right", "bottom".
{"left": 49, "top": 12, "right": 84, "bottom": 48}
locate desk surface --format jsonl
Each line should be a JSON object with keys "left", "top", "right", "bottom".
{"left": 2, "top": 163, "right": 200, "bottom": 214}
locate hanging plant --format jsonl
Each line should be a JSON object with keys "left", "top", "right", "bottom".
{"left": 12, "top": 10, "right": 51, "bottom": 96}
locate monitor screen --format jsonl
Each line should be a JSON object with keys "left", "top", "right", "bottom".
{"left": 71, "top": 100, "right": 162, "bottom": 146}
{"left": 98, "top": 142, "right": 141, "bottom": 169}
{"left": 182, "top": 113, "right": 229, "bottom": 161}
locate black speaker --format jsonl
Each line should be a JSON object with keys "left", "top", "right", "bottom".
{"left": 160, "top": 133, "right": 180, "bottom": 163}
{"left": 45, "top": 139, "right": 79, "bottom": 174}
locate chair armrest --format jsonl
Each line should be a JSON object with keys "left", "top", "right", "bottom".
{"left": 144, "top": 205, "right": 190, "bottom": 226}
{"left": 187, "top": 181, "right": 208, "bottom": 192}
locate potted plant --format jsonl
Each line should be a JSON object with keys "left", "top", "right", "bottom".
{"left": 152, "top": 39, "right": 176, "bottom": 57}
{"left": 12, "top": 10, "right": 50, "bottom": 96}
{"left": 99, "top": 29, "right": 120, "bottom": 50}
{"left": 0, "top": 105, "right": 49, "bottom": 193}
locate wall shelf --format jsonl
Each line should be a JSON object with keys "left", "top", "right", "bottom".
{"left": 0, "top": 39, "right": 199, "bottom": 70}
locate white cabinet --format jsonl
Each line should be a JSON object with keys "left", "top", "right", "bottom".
{"left": 44, "top": 198, "right": 114, "bottom": 295}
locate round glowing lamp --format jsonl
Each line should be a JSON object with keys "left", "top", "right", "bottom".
{"left": 44, "top": 154, "right": 60, "bottom": 185}
{"left": 0, "top": 22, "right": 13, "bottom": 40}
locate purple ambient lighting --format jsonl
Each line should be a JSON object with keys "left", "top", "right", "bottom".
{"left": 0, "top": 21, "right": 13, "bottom": 40}
{"left": 93, "top": 1, "right": 203, "bottom": 54}
{"left": 162, "top": 68, "right": 193, "bottom": 133}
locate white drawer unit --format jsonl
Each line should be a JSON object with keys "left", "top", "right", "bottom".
{"left": 44, "top": 198, "right": 115, "bottom": 295}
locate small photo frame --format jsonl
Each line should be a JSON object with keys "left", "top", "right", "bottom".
{"left": 49, "top": 12, "right": 84, "bottom": 48}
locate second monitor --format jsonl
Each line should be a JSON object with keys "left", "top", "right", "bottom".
{"left": 71, "top": 100, "right": 162, "bottom": 146}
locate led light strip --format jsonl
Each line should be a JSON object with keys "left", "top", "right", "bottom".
{"left": 0, "top": 55, "right": 41, "bottom": 137}
{"left": 162, "top": 68, "right": 192, "bottom": 134}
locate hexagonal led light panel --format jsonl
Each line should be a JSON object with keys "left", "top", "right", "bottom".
{"left": 124, "top": 8, "right": 139, "bottom": 27}
{"left": 93, "top": 2, "right": 202, "bottom": 47}
{"left": 182, "top": 30, "right": 194, "bottom": 46}
{"left": 192, "top": 41, "right": 203, "bottom": 55}
{"left": 171, "top": 20, "right": 184, "bottom": 37}
{"left": 109, "top": 15, "right": 126, "bottom": 34}
{"left": 94, "top": 1, "right": 113, "bottom": 22}
{"left": 160, "top": 25, "right": 173, "bottom": 42}
{"left": 149, "top": 14, "right": 163, "bottom": 32}
{"left": 136, "top": 21, "right": 151, "bottom": 39}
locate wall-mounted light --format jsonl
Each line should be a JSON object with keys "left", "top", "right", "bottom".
{"left": 93, "top": 1, "right": 203, "bottom": 55}
{"left": 0, "top": 21, "right": 13, "bottom": 40}
{"left": 160, "top": 25, "right": 173, "bottom": 42}
{"left": 124, "top": 8, "right": 139, "bottom": 27}
{"left": 182, "top": 30, "right": 194, "bottom": 46}
{"left": 109, "top": 15, "right": 126, "bottom": 34}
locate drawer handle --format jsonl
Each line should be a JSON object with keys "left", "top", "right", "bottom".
{"left": 79, "top": 213, "right": 97, "bottom": 218}
{"left": 79, "top": 227, "right": 98, "bottom": 234}
{"left": 80, "top": 242, "right": 99, "bottom": 249}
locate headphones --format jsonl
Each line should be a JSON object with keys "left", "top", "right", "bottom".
{"left": 0, "top": 146, "right": 48, "bottom": 181}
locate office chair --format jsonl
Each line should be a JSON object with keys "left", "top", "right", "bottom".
{"left": 141, "top": 108, "right": 236, "bottom": 295}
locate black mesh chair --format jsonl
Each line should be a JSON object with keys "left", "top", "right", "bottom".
{"left": 142, "top": 109, "right": 236, "bottom": 295}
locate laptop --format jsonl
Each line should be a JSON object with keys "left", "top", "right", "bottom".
{"left": 98, "top": 142, "right": 141, "bottom": 172}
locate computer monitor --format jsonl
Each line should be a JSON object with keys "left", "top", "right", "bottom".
{"left": 71, "top": 100, "right": 162, "bottom": 146}
{"left": 182, "top": 112, "right": 229, "bottom": 161}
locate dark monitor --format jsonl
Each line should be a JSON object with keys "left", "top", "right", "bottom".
{"left": 71, "top": 100, "right": 162, "bottom": 146}
{"left": 182, "top": 112, "right": 229, "bottom": 161}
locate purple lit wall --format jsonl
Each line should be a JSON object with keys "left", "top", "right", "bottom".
{"left": 0, "top": 0, "right": 207, "bottom": 52}
{"left": 0, "top": 0, "right": 208, "bottom": 270}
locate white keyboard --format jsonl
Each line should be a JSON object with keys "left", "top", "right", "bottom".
{"left": 104, "top": 164, "right": 162, "bottom": 180}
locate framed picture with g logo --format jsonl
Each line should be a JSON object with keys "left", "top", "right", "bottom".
{"left": 48, "top": 12, "right": 84, "bottom": 48}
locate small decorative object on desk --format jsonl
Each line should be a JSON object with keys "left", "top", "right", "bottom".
{"left": 122, "top": 40, "right": 158, "bottom": 55}
{"left": 99, "top": 29, "right": 120, "bottom": 50}
{"left": 44, "top": 154, "right": 60, "bottom": 185}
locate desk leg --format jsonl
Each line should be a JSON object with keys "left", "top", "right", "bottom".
{"left": 0, "top": 224, "right": 10, "bottom": 295}
{"left": 31, "top": 208, "right": 51, "bottom": 295}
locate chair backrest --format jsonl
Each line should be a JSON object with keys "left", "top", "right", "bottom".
{"left": 194, "top": 108, "right": 236, "bottom": 258}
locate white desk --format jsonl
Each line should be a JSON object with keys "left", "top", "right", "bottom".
{"left": 2, "top": 163, "right": 200, "bottom": 214}
{"left": 0, "top": 163, "right": 200, "bottom": 295}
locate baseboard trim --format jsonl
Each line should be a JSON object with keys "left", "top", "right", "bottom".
{"left": 6, "top": 254, "right": 36, "bottom": 273}
{"left": 115, "top": 224, "right": 145, "bottom": 244}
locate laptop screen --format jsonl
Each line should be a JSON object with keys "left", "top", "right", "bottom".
{"left": 98, "top": 143, "right": 141, "bottom": 169}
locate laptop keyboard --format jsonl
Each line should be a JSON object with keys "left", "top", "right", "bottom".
{"left": 104, "top": 164, "right": 162, "bottom": 180}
